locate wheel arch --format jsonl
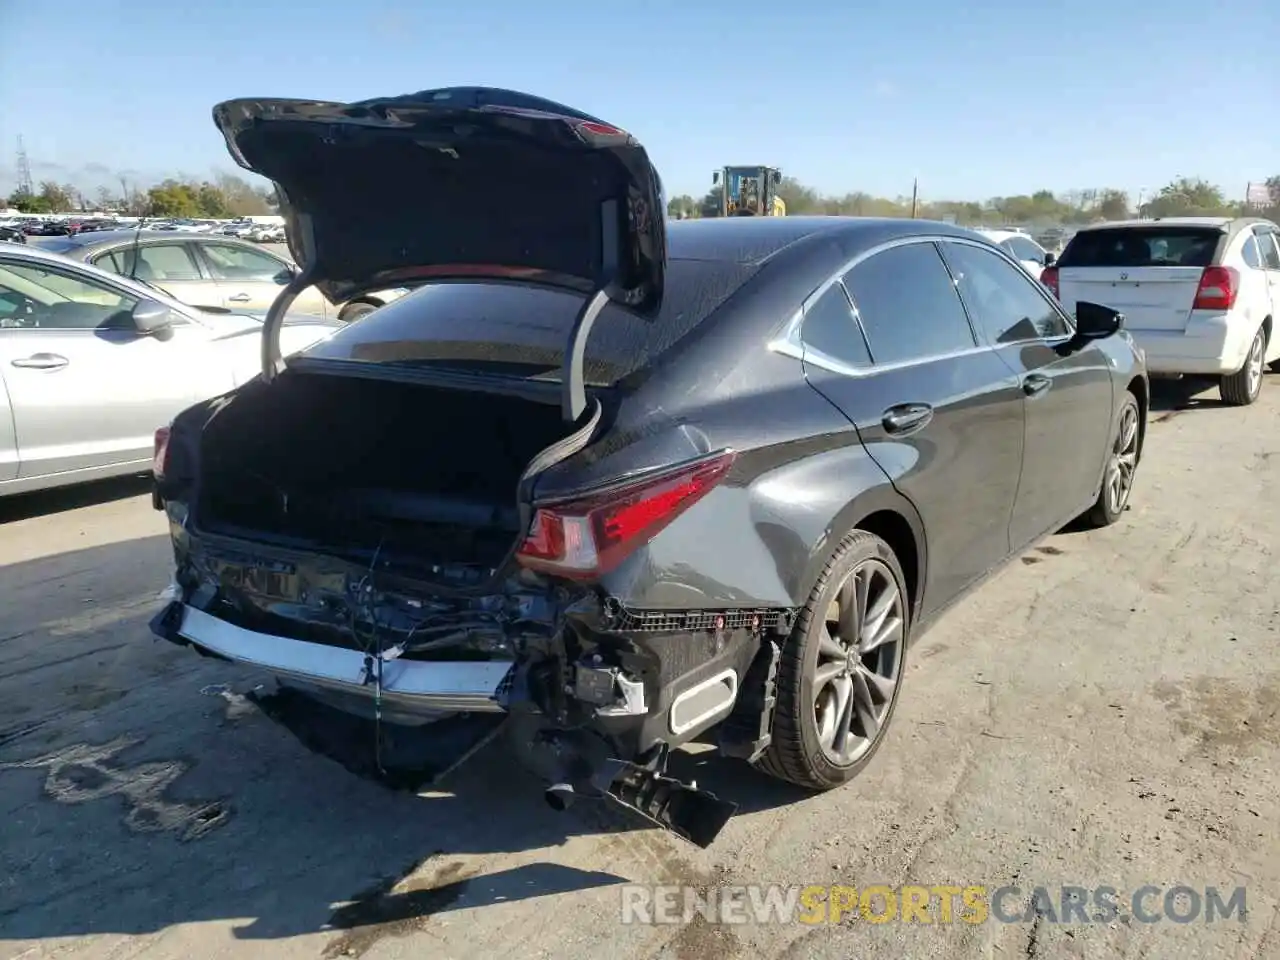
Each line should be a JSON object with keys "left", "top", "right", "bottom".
{"left": 797, "top": 484, "right": 927, "bottom": 627}
{"left": 1126, "top": 375, "right": 1148, "bottom": 459}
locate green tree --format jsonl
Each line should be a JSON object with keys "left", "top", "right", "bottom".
{"left": 1096, "top": 189, "right": 1130, "bottom": 221}
{"left": 7, "top": 186, "right": 48, "bottom": 213}
{"left": 146, "top": 180, "right": 201, "bottom": 217}
{"left": 37, "top": 181, "right": 76, "bottom": 213}
{"left": 144, "top": 179, "right": 236, "bottom": 218}
{"left": 196, "top": 183, "right": 230, "bottom": 218}
{"left": 214, "top": 173, "right": 274, "bottom": 216}
{"left": 666, "top": 194, "right": 699, "bottom": 219}
{"left": 1145, "top": 178, "right": 1232, "bottom": 218}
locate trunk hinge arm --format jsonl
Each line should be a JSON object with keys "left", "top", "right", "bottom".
{"left": 560, "top": 288, "right": 610, "bottom": 424}
{"left": 261, "top": 212, "right": 319, "bottom": 382}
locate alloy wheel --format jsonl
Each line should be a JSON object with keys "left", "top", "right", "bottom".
{"left": 1106, "top": 402, "right": 1140, "bottom": 516}
{"left": 1246, "top": 331, "right": 1265, "bottom": 399}
{"left": 812, "top": 558, "right": 905, "bottom": 765}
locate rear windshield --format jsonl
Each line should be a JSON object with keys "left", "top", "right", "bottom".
{"left": 299, "top": 257, "right": 759, "bottom": 385}
{"left": 1058, "top": 227, "right": 1222, "bottom": 268}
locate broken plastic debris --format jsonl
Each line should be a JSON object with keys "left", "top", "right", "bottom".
{"left": 200, "top": 684, "right": 230, "bottom": 697}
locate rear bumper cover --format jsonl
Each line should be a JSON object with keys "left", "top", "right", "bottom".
{"left": 1129, "top": 312, "right": 1257, "bottom": 375}
{"left": 151, "top": 601, "right": 513, "bottom": 713}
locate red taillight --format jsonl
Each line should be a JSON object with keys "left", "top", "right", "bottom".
{"left": 576, "top": 120, "right": 626, "bottom": 138}
{"left": 1192, "top": 266, "right": 1239, "bottom": 311}
{"left": 515, "top": 451, "right": 737, "bottom": 579}
{"left": 153, "top": 425, "right": 171, "bottom": 479}
{"left": 1040, "top": 265, "right": 1059, "bottom": 298}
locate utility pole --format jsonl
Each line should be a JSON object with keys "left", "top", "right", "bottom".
{"left": 15, "top": 136, "right": 33, "bottom": 194}
{"left": 910, "top": 178, "right": 919, "bottom": 218}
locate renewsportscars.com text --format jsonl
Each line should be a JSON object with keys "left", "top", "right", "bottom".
{"left": 620, "top": 884, "right": 1247, "bottom": 926}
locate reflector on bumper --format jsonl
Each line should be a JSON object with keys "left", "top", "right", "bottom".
{"left": 172, "top": 605, "right": 513, "bottom": 712}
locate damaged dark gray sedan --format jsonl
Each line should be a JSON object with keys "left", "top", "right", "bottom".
{"left": 149, "top": 87, "right": 1149, "bottom": 846}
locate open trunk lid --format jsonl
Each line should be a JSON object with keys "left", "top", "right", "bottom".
{"left": 211, "top": 86, "right": 667, "bottom": 417}
{"left": 1055, "top": 224, "right": 1225, "bottom": 333}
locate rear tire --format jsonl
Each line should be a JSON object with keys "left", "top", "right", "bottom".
{"left": 755, "top": 530, "right": 909, "bottom": 791}
{"left": 1083, "top": 392, "right": 1141, "bottom": 528}
{"left": 339, "top": 301, "right": 378, "bottom": 324}
{"left": 1219, "top": 326, "right": 1266, "bottom": 406}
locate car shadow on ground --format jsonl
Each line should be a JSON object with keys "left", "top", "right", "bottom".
{"left": 0, "top": 535, "right": 812, "bottom": 945}
{"left": 1147, "top": 376, "right": 1230, "bottom": 416}
{"left": 0, "top": 474, "right": 153, "bottom": 524}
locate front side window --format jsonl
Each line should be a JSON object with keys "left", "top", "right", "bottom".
{"left": 1008, "top": 237, "right": 1045, "bottom": 263}
{"left": 0, "top": 259, "right": 139, "bottom": 329}
{"left": 842, "top": 241, "right": 976, "bottom": 365}
{"left": 942, "top": 241, "right": 1071, "bottom": 344}
{"left": 201, "top": 243, "right": 289, "bottom": 282}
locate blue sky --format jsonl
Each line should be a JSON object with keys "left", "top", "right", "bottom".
{"left": 1, "top": 0, "right": 1275, "bottom": 204}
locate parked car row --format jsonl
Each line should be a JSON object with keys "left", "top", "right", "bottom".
{"left": 31, "top": 230, "right": 409, "bottom": 322}
{"left": 143, "top": 87, "right": 1161, "bottom": 848}
{"left": 0, "top": 214, "right": 288, "bottom": 242}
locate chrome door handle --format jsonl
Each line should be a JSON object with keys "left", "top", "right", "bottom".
{"left": 227, "top": 294, "right": 252, "bottom": 303}
{"left": 1023, "top": 374, "right": 1052, "bottom": 398}
{"left": 882, "top": 403, "right": 934, "bottom": 435}
{"left": 11, "top": 353, "right": 69, "bottom": 370}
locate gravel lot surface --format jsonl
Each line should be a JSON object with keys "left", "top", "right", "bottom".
{"left": 1, "top": 378, "right": 1277, "bottom": 960}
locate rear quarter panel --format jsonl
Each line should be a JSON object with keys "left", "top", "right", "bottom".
{"left": 556, "top": 347, "right": 921, "bottom": 614}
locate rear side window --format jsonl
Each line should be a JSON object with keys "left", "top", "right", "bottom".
{"left": 843, "top": 242, "right": 976, "bottom": 365}
{"left": 1058, "top": 227, "right": 1221, "bottom": 268}
{"left": 800, "top": 284, "right": 871, "bottom": 367}
{"left": 300, "top": 257, "right": 759, "bottom": 385}
{"left": 1242, "top": 236, "right": 1263, "bottom": 269}
{"left": 1259, "top": 232, "right": 1280, "bottom": 270}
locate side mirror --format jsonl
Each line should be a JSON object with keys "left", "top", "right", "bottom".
{"left": 771, "top": 170, "right": 782, "bottom": 185}
{"left": 1074, "top": 301, "right": 1123, "bottom": 340}
{"left": 1043, "top": 252, "right": 1057, "bottom": 267}
{"left": 274, "top": 265, "right": 296, "bottom": 284}
{"left": 132, "top": 298, "right": 174, "bottom": 338}
{"left": 712, "top": 171, "right": 720, "bottom": 185}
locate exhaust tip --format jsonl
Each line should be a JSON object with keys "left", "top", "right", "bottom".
{"left": 545, "top": 783, "right": 575, "bottom": 811}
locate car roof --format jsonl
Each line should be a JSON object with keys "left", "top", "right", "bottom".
{"left": 665, "top": 215, "right": 980, "bottom": 264}
{"left": 51, "top": 229, "right": 239, "bottom": 248}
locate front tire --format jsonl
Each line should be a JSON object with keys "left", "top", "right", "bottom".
{"left": 1084, "top": 392, "right": 1140, "bottom": 528}
{"left": 755, "top": 530, "right": 909, "bottom": 791}
{"left": 1220, "top": 326, "right": 1266, "bottom": 406}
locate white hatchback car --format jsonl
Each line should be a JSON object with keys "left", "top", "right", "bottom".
{"left": 975, "top": 229, "right": 1054, "bottom": 281}
{"left": 1045, "top": 217, "right": 1280, "bottom": 406}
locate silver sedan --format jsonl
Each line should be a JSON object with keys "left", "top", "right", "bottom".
{"left": 0, "top": 244, "right": 340, "bottom": 497}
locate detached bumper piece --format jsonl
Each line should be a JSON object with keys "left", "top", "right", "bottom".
{"left": 150, "top": 600, "right": 739, "bottom": 846}
{"left": 150, "top": 602, "right": 513, "bottom": 713}
{"left": 604, "top": 753, "right": 738, "bottom": 849}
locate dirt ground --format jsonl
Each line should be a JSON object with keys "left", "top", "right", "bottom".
{"left": 1, "top": 377, "right": 1277, "bottom": 960}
